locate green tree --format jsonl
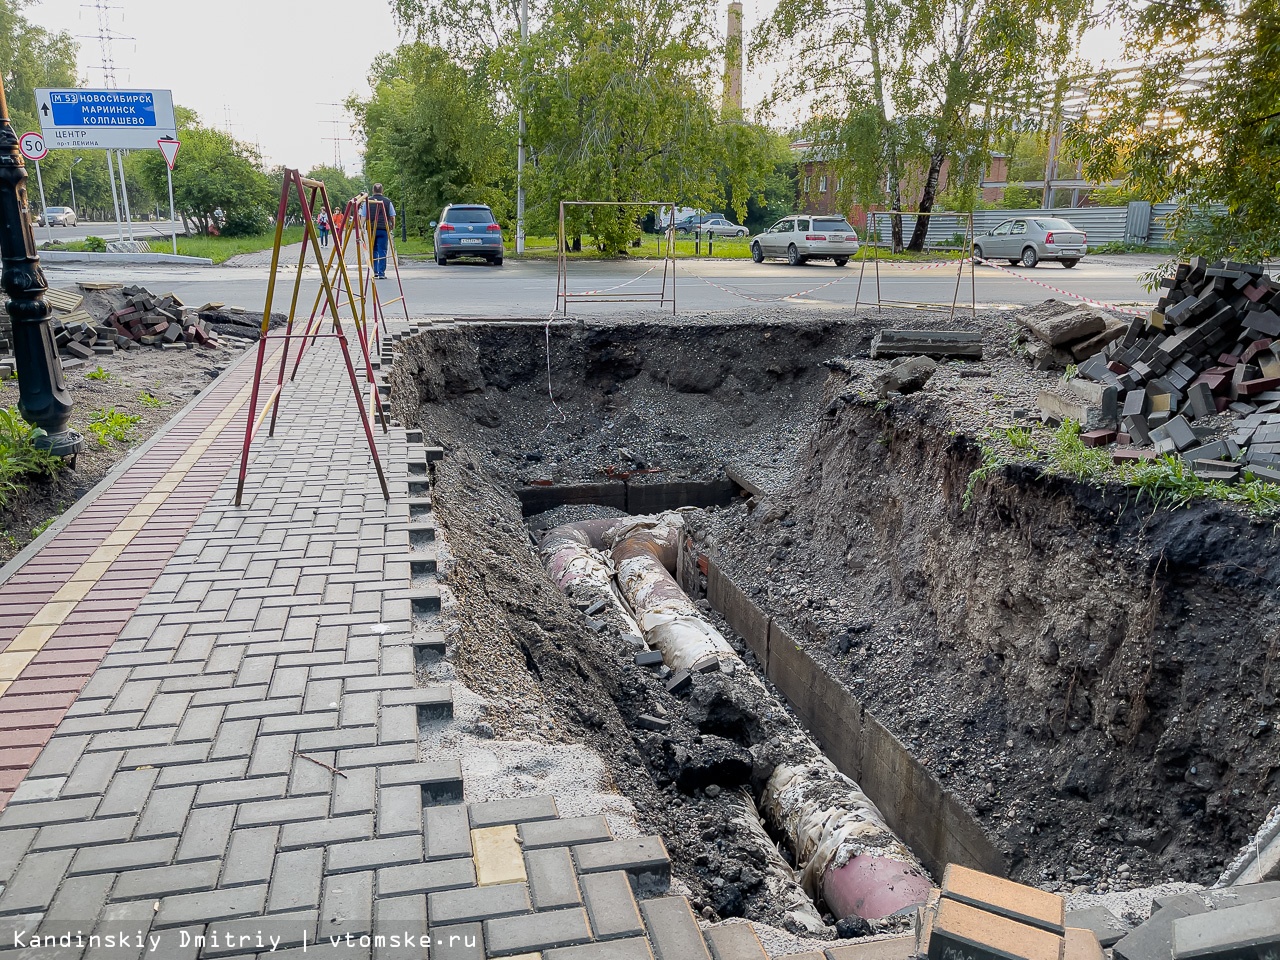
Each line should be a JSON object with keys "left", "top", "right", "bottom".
{"left": 135, "top": 114, "right": 272, "bottom": 236}
{"left": 758, "top": 0, "right": 1089, "bottom": 251}
{"left": 0, "top": 0, "right": 76, "bottom": 136}
{"left": 1067, "top": 0, "right": 1280, "bottom": 260}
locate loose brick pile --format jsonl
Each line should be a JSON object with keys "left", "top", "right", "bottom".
{"left": 1064, "top": 258, "right": 1280, "bottom": 482}
{"left": 90, "top": 283, "right": 224, "bottom": 354}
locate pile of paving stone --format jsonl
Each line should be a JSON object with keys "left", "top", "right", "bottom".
{"left": 1038, "top": 258, "right": 1280, "bottom": 483}
{"left": 88, "top": 283, "right": 225, "bottom": 354}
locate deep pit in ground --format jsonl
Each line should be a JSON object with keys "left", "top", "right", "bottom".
{"left": 389, "top": 313, "right": 1280, "bottom": 924}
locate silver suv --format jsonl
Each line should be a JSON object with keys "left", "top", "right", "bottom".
{"left": 431, "top": 204, "right": 504, "bottom": 266}
{"left": 750, "top": 215, "right": 860, "bottom": 266}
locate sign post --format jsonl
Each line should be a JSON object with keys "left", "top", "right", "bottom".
{"left": 158, "top": 137, "right": 180, "bottom": 255}
{"left": 18, "top": 132, "right": 50, "bottom": 244}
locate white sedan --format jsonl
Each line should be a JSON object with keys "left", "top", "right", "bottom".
{"left": 751, "top": 215, "right": 860, "bottom": 265}
{"left": 694, "top": 217, "right": 748, "bottom": 238}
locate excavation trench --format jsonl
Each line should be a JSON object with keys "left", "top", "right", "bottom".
{"left": 390, "top": 314, "right": 1280, "bottom": 924}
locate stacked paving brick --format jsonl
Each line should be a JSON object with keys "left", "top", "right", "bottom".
{"left": 95, "top": 284, "right": 224, "bottom": 354}
{"left": 1048, "top": 259, "right": 1280, "bottom": 482}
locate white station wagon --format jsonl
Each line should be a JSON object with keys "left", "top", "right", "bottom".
{"left": 751, "top": 215, "right": 860, "bottom": 266}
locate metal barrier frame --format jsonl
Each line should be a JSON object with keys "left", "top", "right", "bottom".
{"left": 854, "top": 210, "right": 977, "bottom": 322}
{"left": 556, "top": 201, "right": 677, "bottom": 315}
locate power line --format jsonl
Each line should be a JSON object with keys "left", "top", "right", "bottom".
{"left": 77, "top": 1, "right": 133, "bottom": 88}
{"left": 318, "top": 103, "right": 354, "bottom": 169}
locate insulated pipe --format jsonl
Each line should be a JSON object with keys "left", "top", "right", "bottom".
{"left": 540, "top": 520, "right": 645, "bottom": 647}
{"left": 539, "top": 512, "right": 932, "bottom": 922}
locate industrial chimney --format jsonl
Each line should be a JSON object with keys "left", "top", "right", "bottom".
{"left": 723, "top": 1, "right": 743, "bottom": 115}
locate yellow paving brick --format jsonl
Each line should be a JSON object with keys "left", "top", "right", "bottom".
{"left": 87, "top": 544, "right": 126, "bottom": 566}
{"left": 0, "top": 650, "right": 37, "bottom": 681}
{"left": 114, "top": 514, "right": 150, "bottom": 532}
{"left": 27, "top": 601, "right": 78, "bottom": 627}
{"left": 50, "top": 578, "right": 96, "bottom": 603}
{"left": 101, "top": 530, "right": 134, "bottom": 547}
{"left": 0, "top": 680, "right": 9, "bottom": 698}
{"left": 472, "top": 825, "right": 527, "bottom": 886}
{"left": 7, "top": 624, "right": 59, "bottom": 652}
{"left": 70, "top": 560, "right": 114, "bottom": 582}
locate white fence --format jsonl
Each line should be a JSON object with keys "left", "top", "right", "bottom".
{"left": 865, "top": 202, "right": 1185, "bottom": 248}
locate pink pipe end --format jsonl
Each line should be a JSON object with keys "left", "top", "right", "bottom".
{"left": 822, "top": 854, "right": 933, "bottom": 921}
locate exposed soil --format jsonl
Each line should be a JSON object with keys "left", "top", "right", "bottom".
{"left": 388, "top": 309, "right": 1280, "bottom": 914}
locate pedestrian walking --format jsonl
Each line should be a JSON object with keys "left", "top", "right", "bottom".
{"left": 317, "top": 210, "right": 330, "bottom": 247}
{"left": 332, "top": 208, "right": 346, "bottom": 243}
{"left": 363, "top": 185, "right": 396, "bottom": 279}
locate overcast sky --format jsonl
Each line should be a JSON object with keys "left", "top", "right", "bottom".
{"left": 31, "top": 0, "right": 1125, "bottom": 175}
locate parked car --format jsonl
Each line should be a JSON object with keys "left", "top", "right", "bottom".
{"left": 972, "top": 216, "right": 1086, "bottom": 268}
{"left": 675, "top": 213, "right": 723, "bottom": 234}
{"left": 431, "top": 204, "right": 504, "bottom": 265}
{"left": 35, "top": 206, "right": 77, "bottom": 227}
{"left": 694, "top": 217, "right": 747, "bottom": 238}
{"left": 750, "top": 215, "right": 860, "bottom": 266}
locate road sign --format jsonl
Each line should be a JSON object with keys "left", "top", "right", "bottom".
{"left": 34, "top": 88, "right": 177, "bottom": 150}
{"left": 158, "top": 137, "right": 180, "bottom": 170}
{"left": 18, "top": 132, "right": 47, "bottom": 161}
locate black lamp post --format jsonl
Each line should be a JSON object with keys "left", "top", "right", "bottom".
{"left": 0, "top": 78, "right": 82, "bottom": 456}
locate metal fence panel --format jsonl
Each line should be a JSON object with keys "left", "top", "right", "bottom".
{"left": 866, "top": 206, "right": 1133, "bottom": 247}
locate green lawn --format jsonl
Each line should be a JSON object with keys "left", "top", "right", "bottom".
{"left": 148, "top": 227, "right": 306, "bottom": 264}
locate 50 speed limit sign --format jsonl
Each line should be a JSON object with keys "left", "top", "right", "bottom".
{"left": 19, "top": 132, "right": 47, "bottom": 161}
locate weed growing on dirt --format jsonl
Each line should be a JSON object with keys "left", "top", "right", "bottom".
{"left": 963, "top": 438, "right": 1005, "bottom": 510}
{"left": 137, "top": 391, "right": 166, "bottom": 408}
{"left": 1004, "top": 425, "right": 1036, "bottom": 451}
{"left": 1045, "top": 421, "right": 1114, "bottom": 479}
{"left": 0, "top": 407, "right": 64, "bottom": 508}
{"left": 31, "top": 516, "right": 55, "bottom": 537}
{"left": 87, "top": 408, "right": 142, "bottom": 446}
{"left": 85, "top": 366, "right": 111, "bottom": 381}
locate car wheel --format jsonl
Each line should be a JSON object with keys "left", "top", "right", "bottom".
{"left": 1021, "top": 246, "right": 1039, "bottom": 268}
{"left": 834, "top": 257, "right": 849, "bottom": 267}
{"left": 972, "top": 244, "right": 984, "bottom": 261}
{"left": 1060, "top": 259, "right": 1079, "bottom": 269}
{"left": 736, "top": 229, "right": 746, "bottom": 237}
{"left": 436, "top": 254, "right": 447, "bottom": 266}
{"left": 787, "top": 244, "right": 804, "bottom": 266}
{"left": 751, "top": 242, "right": 764, "bottom": 263}
{"left": 495, "top": 256, "right": 504, "bottom": 267}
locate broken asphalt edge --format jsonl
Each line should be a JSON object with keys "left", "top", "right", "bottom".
{"left": 41, "top": 251, "right": 214, "bottom": 266}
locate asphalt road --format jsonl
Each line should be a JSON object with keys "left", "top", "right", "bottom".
{"left": 34, "top": 219, "right": 185, "bottom": 244}
{"left": 43, "top": 254, "right": 1161, "bottom": 318}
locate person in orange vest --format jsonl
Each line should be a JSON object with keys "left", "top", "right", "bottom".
{"left": 332, "top": 208, "right": 346, "bottom": 242}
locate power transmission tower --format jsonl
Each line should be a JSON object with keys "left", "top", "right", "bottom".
{"left": 318, "top": 103, "right": 353, "bottom": 169}
{"left": 77, "top": 1, "right": 133, "bottom": 88}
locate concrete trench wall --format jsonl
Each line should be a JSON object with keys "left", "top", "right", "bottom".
{"left": 704, "top": 558, "right": 1006, "bottom": 881}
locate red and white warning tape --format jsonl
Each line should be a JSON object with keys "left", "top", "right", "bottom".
{"left": 568, "top": 265, "right": 659, "bottom": 297}
{"left": 677, "top": 263, "right": 856, "bottom": 303}
{"left": 973, "top": 257, "right": 1149, "bottom": 317}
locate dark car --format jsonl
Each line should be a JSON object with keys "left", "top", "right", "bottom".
{"left": 432, "top": 204, "right": 504, "bottom": 265}
{"left": 675, "top": 212, "right": 723, "bottom": 235}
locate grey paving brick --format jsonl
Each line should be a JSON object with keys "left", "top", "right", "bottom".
{"left": 319, "top": 870, "right": 373, "bottom": 939}
{"left": 57, "top": 711, "right": 143, "bottom": 736}
{"left": 156, "top": 758, "right": 251, "bottom": 787}
{"left": 209, "top": 719, "right": 260, "bottom": 760}
{"left": 85, "top": 898, "right": 155, "bottom": 960}
{"left": 429, "top": 883, "right": 531, "bottom": 925}
{"left": 267, "top": 847, "right": 324, "bottom": 912}
{"left": 174, "top": 705, "right": 224, "bottom": 743}
{"left": 70, "top": 837, "right": 178, "bottom": 876}
{"left": 0, "top": 796, "right": 99, "bottom": 829}
{"left": 412, "top": 919, "right": 481, "bottom": 960}
{"left": 574, "top": 837, "right": 671, "bottom": 896}
{"left": 640, "top": 898, "right": 712, "bottom": 960}
{"left": 225, "top": 697, "right": 301, "bottom": 721}
{"left": 0, "top": 827, "right": 36, "bottom": 883}
{"left": 295, "top": 727, "right": 378, "bottom": 752}
{"left": 236, "top": 794, "right": 328, "bottom": 828}
{"left": 121, "top": 743, "right": 210, "bottom": 768}
{"left": 378, "top": 784, "right": 424, "bottom": 838}
{"left": 192, "top": 685, "right": 267, "bottom": 709}
{"left": 175, "top": 804, "right": 236, "bottom": 862}
{"left": 332, "top": 766, "right": 376, "bottom": 816}
{"left": 344, "top": 675, "right": 415, "bottom": 693}
{"left": 195, "top": 775, "right": 288, "bottom": 807}
{"left": 326, "top": 835, "right": 423, "bottom": 874}
{"left": 383, "top": 686, "right": 452, "bottom": 709}
{"left": 32, "top": 815, "right": 138, "bottom": 852}
{"left": 704, "top": 923, "right": 769, "bottom": 960}
{"left": 546, "top": 938, "right": 656, "bottom": 960}
{"left": 336, "top": 743, "right": 416, "bottom": 768}
{"left": 527, "top": 847, "right": 582, "bottom": 910}
{"left": 265, "top": 666, "right": 308, "bottom": 700}
{"left": 378, "top": 705, "right": 419, "bottom": 744}
{"left": 141, "top": 692, "right": 194, "bottom": 728}
{"left": 340, "top": 692, "right": 379, "bottom": 728}
{"left": 581, "top": 871, "right": 645, "bottom": 940}
{"left": 77, "top": 667, "right": 132, "bottom": 703}
{"left": 469, "top": 795, "right": 559, "bottom": 829}
{"left": 260, "top": 712, "right": 338, "bottom": 736}
{"left": 376, "top": 858, "right": 476, "bottom": 897}
{"left": 247, "top": 734, "right": 299, "bottom": 777}
{"left": 279, "top": 814, "right": 374, "bottom": 850}
{"left": 8, "top": 775, "right": 63, "bottom": 804}
{"left": 425, "top": 804, "right": 473, "bottom": 861}
{"left": 203, "top": 909, "right": 318, "bottom": 957}
{"left": 520, "top": 816, "right": 613, "bottom": 850}
{"left": 40, "top": 872, "right": 114, "bottom": 935}
{"left": 484, "top": 906, "right": 592, "bottom": 956}
{"left": 302, "top": 678, "right": 343, "bottom": 713}
{"left": 221, "top": 825, "right": 280, "bottom": 886}
{"left": 372, "top": 895, "right": 427, "bottom": 960}
{"left": 97, "top": 768, "right": 160, "bottom": 818}
{"left": 0, "top": 848, "right": 75, "bottom": 915}
{"left": 290, "top": 750, "right": 337, "bottom": 796}
{"left": 24, "top": 736, "right": 91, "bottom": 779}
{"left": 111, "top": 859, "right": 222, "bottom": 900}
{"left": 152, "top": 883, "right": 267, "bottom": 929}
{"left": 87, "top": 727, "right": 177, "bottom": 752}
{"left": 111, "top": 679, "right": 161, "bottom": 714}
{"left": 136, "top": 784, "right": 197, "bottom": 840}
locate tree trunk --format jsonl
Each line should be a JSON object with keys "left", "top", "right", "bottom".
{"left": 907, "top": 150, "right": 947, "bottom": 252}
{"left": 572, "top": 234, "right": 582, "bottom": 252}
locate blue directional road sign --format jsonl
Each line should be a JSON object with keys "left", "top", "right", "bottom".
{"left": 34, "top": 88, "right": 177, "bottom": 151}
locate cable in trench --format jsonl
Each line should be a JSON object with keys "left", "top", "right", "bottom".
{"left": 539, "top": 510, "right": 932, "bottom": 926}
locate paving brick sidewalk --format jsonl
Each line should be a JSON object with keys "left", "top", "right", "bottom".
{"left": 0, "top": 333, "right": 770, "bottom": 960}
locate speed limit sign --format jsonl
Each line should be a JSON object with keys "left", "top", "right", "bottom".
{"left": 19, "top": 132, "right": 47, "bottom": 161}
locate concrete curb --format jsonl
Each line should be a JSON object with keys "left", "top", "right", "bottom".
{"left": 39, "top": 250, "right": 213, "bottom": 265}
{"left": 0, "top": 340, "right": 259, "bottom": 588}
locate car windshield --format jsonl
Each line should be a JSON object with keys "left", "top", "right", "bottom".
{"left": 49, "top": 208, "right": 69, "bottom": 214}
{"left": 813, "top": 218, "right": 854, "bottom": 232}
{"left": 445, "top": 208, "right": 495, "bottom": 224}
{"left": 1034, "top": 219, "right": 1078, "bottom": 231}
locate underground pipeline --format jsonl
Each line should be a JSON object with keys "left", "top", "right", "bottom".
{"left": 539, "top": 511, "right": 932, "bottom": 922}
